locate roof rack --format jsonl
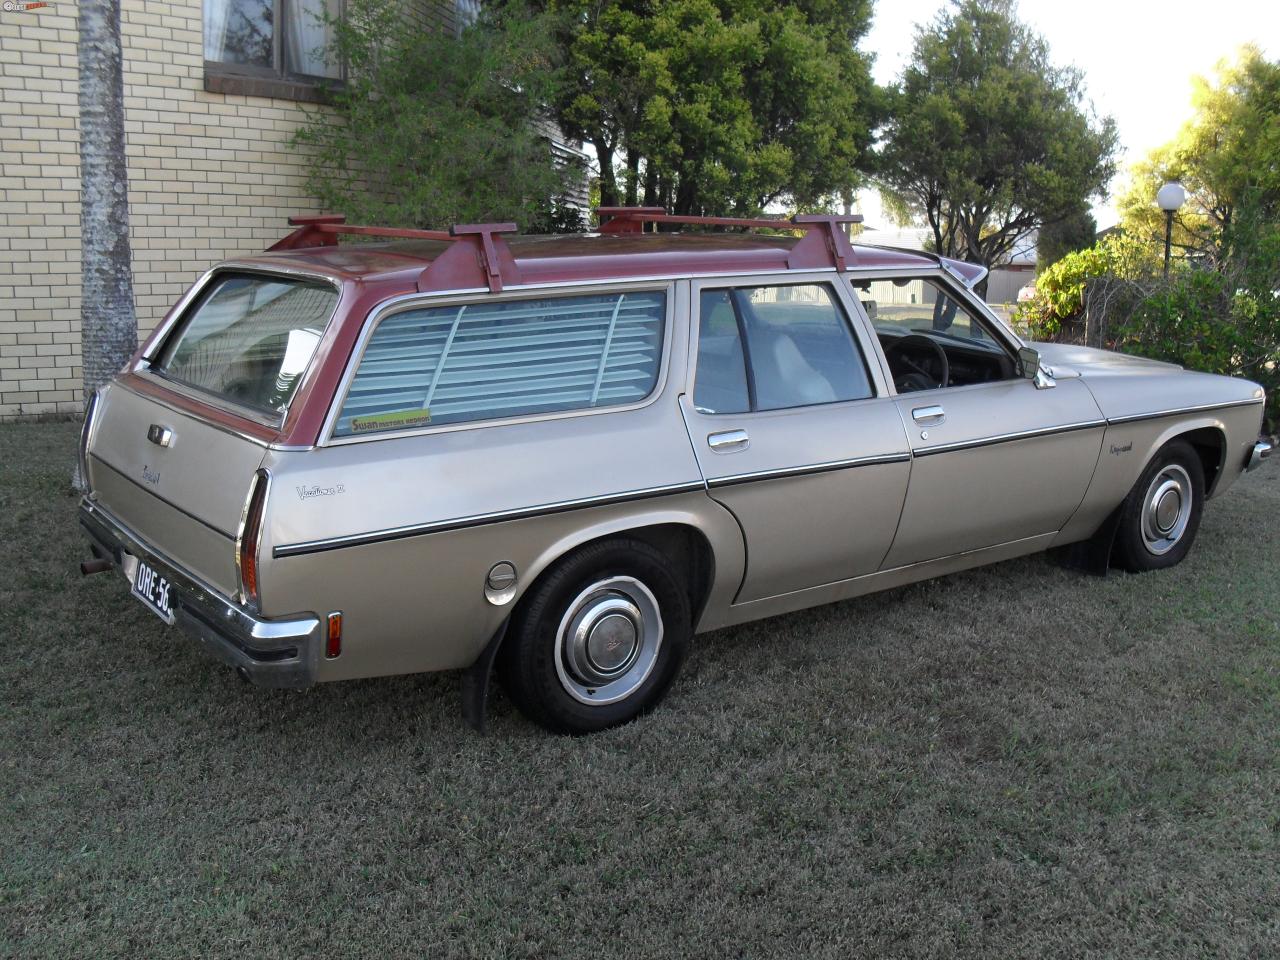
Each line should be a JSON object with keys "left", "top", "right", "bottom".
{"left": 597, "top": 207, "right": 864, "bottom": 272}
{"left": 267, "top": 215, "right": 523, "bottom": 293}
{"left": 265, "top": 207, "right": 869, "bottom": 293}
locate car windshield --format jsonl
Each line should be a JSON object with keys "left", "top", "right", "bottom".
{"left": 153, "top": 273, "right": 338, "bottom": 417}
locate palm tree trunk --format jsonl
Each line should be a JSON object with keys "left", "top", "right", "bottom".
{"left": 78, "top": 0, "right": 137, "bottom": 402}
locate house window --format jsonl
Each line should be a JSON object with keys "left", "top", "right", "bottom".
{"left": 204, "top": 0, "right": 342, "bottom": 85}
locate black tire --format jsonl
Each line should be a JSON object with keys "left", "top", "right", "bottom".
{"left": 497, "top": 538, "right": 691, "bottom": 734}
{"left": 1113, "top": 439, "right": 1205, "bottom": 572}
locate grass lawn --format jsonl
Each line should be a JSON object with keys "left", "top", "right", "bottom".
{"left": 2, "top": 420, "right": 1277, "bottom": 958}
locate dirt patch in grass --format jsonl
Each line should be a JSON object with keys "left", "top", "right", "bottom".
{"left": 2, "top": 421, "right": 1277, "bottom": 958}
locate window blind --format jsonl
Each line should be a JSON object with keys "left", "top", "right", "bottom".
{"left": 335, "top": 291, "right": 665, "bottom": 436}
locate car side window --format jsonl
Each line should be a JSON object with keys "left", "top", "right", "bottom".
{"left": 693, "top": 283, "right": 874, "bottom": 414}
{"left": 852, "top": 276, "right": 1018, "bottom": 394}
{"left": 335, "top": 290, "right": 665, "bottom": 436}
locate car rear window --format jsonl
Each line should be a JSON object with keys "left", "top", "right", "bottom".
{"left": 153, "top": 273, "right": 339, "bottom": 417}
{"left": 334, "top": 290, "right": 666, "bottom": 437}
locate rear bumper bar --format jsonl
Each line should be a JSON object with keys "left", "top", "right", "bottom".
{"left": 1247, "top": 439, "right": 1272, "bottom": 472}
{"left": 79, "top": 498, "right": 320, "bottom": 688}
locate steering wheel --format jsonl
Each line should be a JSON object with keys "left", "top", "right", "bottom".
{"left": 885, "top": 334, "right": 950, "bottom": 392}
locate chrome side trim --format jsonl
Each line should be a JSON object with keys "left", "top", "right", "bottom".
{"left": 89, "top": 453, "right": 235, "bottom": 539}
{"left": 273, "top": 480, "right": 708, "bottom": 558}
{"left": 707, "top": 452, "right": 911, "bottom": 488}
{"left": 1106, "top": 397, "right": 1265, "bottom": 426}
{"left": 913, "top": 419, "right": 1106, "bottom": 457}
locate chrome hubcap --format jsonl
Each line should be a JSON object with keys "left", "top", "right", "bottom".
{"left": 1141, "top": 464, "right": 1193, "bottom": 555}
{"left": 555, "top": 576, "right": 663, "bottom": 706}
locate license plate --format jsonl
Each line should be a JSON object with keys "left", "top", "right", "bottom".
{"left": 130, "top": 557, "right": 175, "bottom": 624}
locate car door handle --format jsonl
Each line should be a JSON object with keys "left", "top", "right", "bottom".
{"left": 911, "top": 405, "right": 946, "bottom": 426}
{"left": 707, "top": 429, "right": 750, "bottom": 452}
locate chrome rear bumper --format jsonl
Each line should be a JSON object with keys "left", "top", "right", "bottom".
{"left": 78, "top": 498, "right": 320, "bottom": 688}
{"left": 1247, "top": 439, "right": 1272, "bottom": 472}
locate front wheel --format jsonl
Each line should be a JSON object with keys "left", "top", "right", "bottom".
{"left": 1113, "top": 440, "right": 1205, "bottom": 572}
{"left": 497, "top": 538, "right": 691, "bottom": 734}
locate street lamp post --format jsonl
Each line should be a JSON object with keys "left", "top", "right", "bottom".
{"left": 1157, "top": 182, "right": 1186, "bottom": 277}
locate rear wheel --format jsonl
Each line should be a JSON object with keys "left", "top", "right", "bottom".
{"left": 1113, "top": 440, "right": 1205, "bottom": 572}
{"left": 497, "top": 538, "right": 691, "bottom": 734}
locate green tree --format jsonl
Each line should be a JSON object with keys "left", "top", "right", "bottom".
{"left": 1037, "top": 204, "right": 1097, "bottom": 268}
{"left": 292, "top": 0, "right": 582, "bottom": 231}
{"left": 877, "top": 0, "right": 1117, "bottom": 288}
{"left": 523, "top": 0, "right": 879, "bottom": 215}
{"left": 1117, "top": 47, "right": 1280, "bottom": 264}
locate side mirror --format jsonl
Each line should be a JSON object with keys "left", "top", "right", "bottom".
{"left": 1017, "top": 346, "right": 1041, "bottom": 380}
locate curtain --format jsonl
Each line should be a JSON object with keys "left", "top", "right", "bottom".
{"left": 203, "top": 0, "right": 230, "bottom": 61}
{"left": 285, "top": 0, "right": 341, "bottom": 78}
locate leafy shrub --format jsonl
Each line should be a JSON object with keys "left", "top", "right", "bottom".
{"left": 291, "top": 0, "right": 583, "bottom": 232}
{"left": 1019, "top": 213, "right": 1278, "bottom": 431}
{"left": 1013, "top": 233, "right": 1155, "bottom": 340}
{"left": 1116, "top": 217, "right": 1280, "bottom": 430}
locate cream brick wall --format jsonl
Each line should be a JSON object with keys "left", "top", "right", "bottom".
{"left": 0, "top": 0, "right": 338, "bottom": 420}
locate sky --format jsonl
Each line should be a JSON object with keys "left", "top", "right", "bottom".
{"left": 860, "top": 0, "right": 1280, "bottom": 231}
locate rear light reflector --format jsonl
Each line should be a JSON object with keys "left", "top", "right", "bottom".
{"left": 326, "top": 612, "right": 343, "bottom": 659}
{"left": 236, "top": 469, "right": 270, "bottom": 608}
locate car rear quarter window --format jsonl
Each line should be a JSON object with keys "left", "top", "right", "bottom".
{"left": 334, "top": 290, "right": 666, "bottom": 437}
{"left": 153, "top": 273, "right": 339, "bottom": 417}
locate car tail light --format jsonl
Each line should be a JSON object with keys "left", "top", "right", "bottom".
{"left": 236, "top": 469, "right": 270, "bottom": 608}
{"left": 326, "top": 612, "right": 343, "bottom": 659}
{"left": 78, "top": 390, "right": 100, "bottom": 494}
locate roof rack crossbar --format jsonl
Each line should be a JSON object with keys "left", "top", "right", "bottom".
{"left": 596, "top": 206, "right": 863, "bottom": 272}
{"left": 267, "top": 215, "right": 522, "bottom": 292}
{"left": 268, "top": 215, "right": 453, "bottom": 251}
{"left": 597, "top": 208, "right": 794, "bottom": 233}
{"left": 431, "top": 222, "right": 521, "bottom": 294}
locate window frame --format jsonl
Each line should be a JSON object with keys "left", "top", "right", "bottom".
{"left": 320, "top": 281, "right": 678, "bottom": 446}
{"left": 203, "top": 0, "right": 346, "bottom": 100}
{"left": 686, "top": 273, "right": 889, "bottom": 416}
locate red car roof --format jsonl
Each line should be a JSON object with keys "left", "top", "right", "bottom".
{"left": 231, "top": 232, "right": 949, "bottom": 287}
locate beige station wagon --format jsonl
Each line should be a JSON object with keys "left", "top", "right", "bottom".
{"left": 78, "top": 209, "right": 1271, "bottom": 733}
